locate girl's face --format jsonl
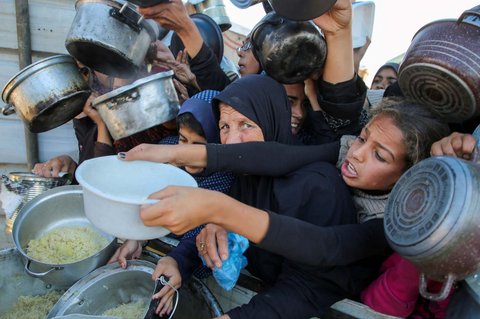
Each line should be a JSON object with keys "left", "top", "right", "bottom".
{"left": 371, "top": 67, "right": 398, "bottom": 90}
{"left": 341, "top": 116, "right": 407, "bottom": 191}
{"left": 178, "top": 125, "right": 207, "bottom": 175}
{"left": 219, "top": 104, "right": 264, "bottom": 144}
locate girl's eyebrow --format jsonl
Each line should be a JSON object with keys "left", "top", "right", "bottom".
{"left": 365, "top": 126, "right": 396, "bottom": 160}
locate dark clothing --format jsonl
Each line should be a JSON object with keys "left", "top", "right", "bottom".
{"left": 296, "top": 107, "right": 336, "bottom": 145}
{"left": 188, "top": 43, "right": 231, "bottom": 95}
{"left": 207, "top": 75, "right": 377, "bottom": 319}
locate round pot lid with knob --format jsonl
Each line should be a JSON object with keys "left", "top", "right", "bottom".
{"left": 169, "top": 13, "right": 224, "bottom": 62}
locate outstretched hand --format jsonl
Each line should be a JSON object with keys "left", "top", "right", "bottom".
{"left": 312, "top": 0, "right": 352, "bottom": 35}
{"left": 430, "top": 132, "right": 477, "bottom": 160}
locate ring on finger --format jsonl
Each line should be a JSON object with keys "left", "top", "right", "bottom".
{"left": 199, "top": 242, "right": 206, "bottom": 252}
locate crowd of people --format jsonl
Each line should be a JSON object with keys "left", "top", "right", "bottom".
{"left": 30, "top": 0, "right": 479, "bottom": 318}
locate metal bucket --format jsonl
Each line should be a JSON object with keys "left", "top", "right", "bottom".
{"left": 2, "top": 172, "right": 72, "bottom": 235}
{"left": 92, "top": 70, "right": 179, "bottom": 140}
{"left": 194, "top": 0, "right": 231, "bottom": 31}
{"left": 384, "top": 156, "right": 480, "bottom": 300}
{"left": 0, "top": 248, "right": 66, "bottom": 316}
{"left": 66, "top": 0, "right": 160, "bottom": 78}
{"left": 12, "top": 186, "right": 117, "bottom": 287}
{"left": 47, "top": 258, "right": 223, "bottom": 318}
{"left": 398, "top": 6, "right": 480, "bottom": 123}
{"left": 1, "top": 55, "right": 91, "bottom": 133}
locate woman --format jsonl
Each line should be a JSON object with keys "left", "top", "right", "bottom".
{"left": 121, "top": 75, "right": 374, "bottom": 319}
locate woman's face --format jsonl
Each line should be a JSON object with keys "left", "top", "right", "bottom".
{"left": 178, "top": 125, "right": 208, "bottom": 175}
{"left": 218, "top": 103, "right": 264, "bottom": 144}
{"left": 236, "top": 39, "right": 261, "bottom": 76}
{"left": 284, "top": 83, "right": 306, "bottom": 135}
{"left": 371, "top": 67, "right": 398, "bottom": 90}
{"left": 341, "top": 116, "right": 407, "bottom": 191}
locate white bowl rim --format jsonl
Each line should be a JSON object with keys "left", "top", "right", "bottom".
{"left": 75, "top": 156, "right": 197, "bottom": 205}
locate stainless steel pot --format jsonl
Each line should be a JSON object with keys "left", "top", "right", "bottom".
{"left": 384, "top": 154, "right": 480, "bottom": 300}
{"left": 47, "top": 259, "right": 224, "bottom": 318}
{"left": 92, "top": 70, "right": 179, "bottom": 140}
{"left": 1, "top": 55, "right": 90, "bottom": 133}
{"left": 251, "top": 12, "right": 327, "bottom": 84}
{"left": 12, "top": 185, "right": 117, "bottom": 287}
{"left": 66, "top": 0, "right": 160, "bottom": 78}
{"left": 194, "top": 0, "right": 232, "bottom": 32}
{"left": 398, "top": 5, "right": 480, "bottom": 123}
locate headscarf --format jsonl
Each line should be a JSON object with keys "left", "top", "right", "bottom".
{"left": 373, "top": 62, "right": 400, "bottom": 80}
{"left": 211, "top": 75, "right": 299, "bottom": 283}
{"left": 212, "top": 74, "right": 297, "bottom": 145}
{"left": 178, "top": 90, "right": 220, "bottom": 143}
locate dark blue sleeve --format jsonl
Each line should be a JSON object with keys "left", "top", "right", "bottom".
{"left": 168, "top": 232, "right": 203, "bottom": 283}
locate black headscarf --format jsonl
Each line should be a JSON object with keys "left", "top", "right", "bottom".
{"left": 212, "top": 74, "right": 297, "bottom": 145}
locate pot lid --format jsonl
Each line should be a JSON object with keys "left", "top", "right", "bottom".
{"left": 92, "top": 70, "right": 174, "bottom": 106}
{"left": 267, "top": 0, "right": 337, "bottom": 21}
{"left": 1, "top": 55, "right": 76, "bottom": 103}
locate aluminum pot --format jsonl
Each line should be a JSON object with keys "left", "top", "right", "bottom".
{"left": 12, "top": 185, "right": 117, "bottom": 287}
{"left": 92, "top": 70, "right": 179, "bottom": 140}
{"left": 194, "top": 0, "right": 232, "bottom": 32}
{"left": 66, "top": 0, "right": 160, "bottom": 78}
{"left": 251, "top": 12, "right": 327, "bottom": 84}
{"left": 47, "top": 259, "right": 223, "bottom": 318}
{"left": 398, "top": 5, "right": 480, "bottom": 123}
{"left": 1, "top": 55, "right": 90, "bottom": 133}
{"left": 384, "top": 154, "right": 480, "bottom": 301}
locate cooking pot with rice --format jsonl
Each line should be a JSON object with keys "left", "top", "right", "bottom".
{"left": 12, "top": 185, "right": 116, "bottom": 287}
{"left": 65, "top": 0, "right": 161, "bottom": 78}
{"left": 92, "top": 70, "right": 179, "bottom": 140}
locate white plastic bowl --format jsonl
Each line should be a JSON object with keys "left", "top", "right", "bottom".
{"left": 75, "top": 156, "right": 197, "bottom": 240}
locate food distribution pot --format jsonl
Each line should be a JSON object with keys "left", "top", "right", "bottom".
{"left": 398, "top": 5, "right": 480, "bottom": 123}
{"left": 1, "top": 54, "right": 90, "bottom": 133}
{"left": 12, "top": 185, "right": 116, "bottom": 287}
{"left": 66, "top": 0, "right": 160, "bottom": 77}
{"left": 384, "top": 154, "right": 480, "bottom": 300}
{"left": 92, "top": 70, "right": 179, "bottom": 140}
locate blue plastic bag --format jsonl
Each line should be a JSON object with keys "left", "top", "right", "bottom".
{"left": 200, "top": 232, "right": 249, "bottom": 291}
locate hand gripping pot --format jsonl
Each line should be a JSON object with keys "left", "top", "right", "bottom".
{"left": 92, "top": 70, "right": 179, "bottom": 140}
{"left": 75, "top": 156, "right": 198, "bottom": 240}
{"left": 384, "top": 127, "right": 480, "bottom": 301}
{"left": 250, "top": 12, "right": 327, "bottom": 84}
{"left": 398, "top": 5, "right": 480, "bottom": 123}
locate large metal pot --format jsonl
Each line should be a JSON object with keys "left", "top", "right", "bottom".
{"left": 384, "top": 155, "right": 480, "bottom": 300}
{"left": 398, "top": 5, "right": 480, "bottom": 123}
{"left": 250, "top": 12, "right": 327, "bottom": 84}
{"left": 1, "top": 55, "right": 91, "bottom": 133}
{"left": 47, "top": 259, "right": 223, "bottom": 318}
{"left": 194, "top": 0, "right": 232, "bottom": 32}
{"left": 0, "top": 248, "right": 66, "bottom": 316}
{"left": 92, "top": 70, "right": 179, "bottom": 140}
{"left": 12, "top": 185, "right": 117, "bottom": 287}
{"left": 66, "top": 0, "right": 160, "bottom": 78}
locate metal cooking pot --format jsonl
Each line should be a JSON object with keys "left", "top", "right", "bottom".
{"left": 47, "top": 259, "right": 223, "bottom": 318}
{"left": 12, "top": 185, "right": 117, "bottom": 287}
{"left": 251, "top": 12, "right": 327, "bottom": 84}
{"left": 169, "top": 13, "right": 224, "bottom": 63}
{"left": 384, "top": 145, "right": 480, "bottom": 300}
{"left": 92, "top": 70, "right": 179, "bottom": 140}
{"left": 398, "top": 5, "right": 480, "bottom": 123}
{"left": 66, "top": 0, "right": 160, "bottom": 78}
{"left": 194, "top": 0, "right": 232, "bottom": 32}
{"left": 230, "top": 0, "right": 336, "bottom": 21}
{"left": 1, "top": 55, "right": 90, "bottom": 133}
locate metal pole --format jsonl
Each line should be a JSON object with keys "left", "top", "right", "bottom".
{"left": 15, "top": 0, "right": 39, "bottom": 170}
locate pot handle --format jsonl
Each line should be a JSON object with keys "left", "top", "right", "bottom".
{"left": 419, "top": 273, "right": 455, "bottom": 301}
{"left": 458, "top": 5, "right": 480, "bottom": 27}
{"left": 2, "top": 104, "right": 15, "bottom": 116}
{"left": 24, "top": 259, "right": 63, "bottom": 278}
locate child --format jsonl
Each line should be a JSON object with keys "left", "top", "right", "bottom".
{"left": 109, "top": 90, "right": 234, "bottom": 317}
